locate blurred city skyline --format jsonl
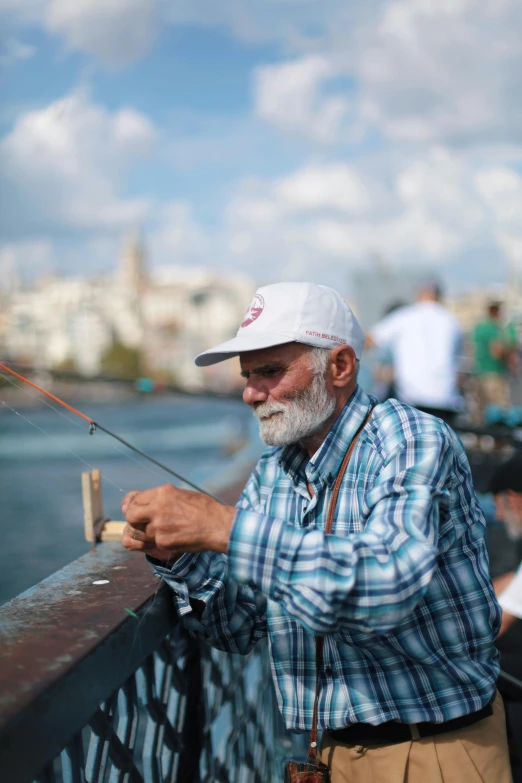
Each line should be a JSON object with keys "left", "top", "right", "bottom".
{"left": 1, "top": 2, "right": 522, "bottom": 296}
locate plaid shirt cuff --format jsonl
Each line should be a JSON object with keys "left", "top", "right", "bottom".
{"left": 148, "top": 552, "right": 226, "bottom": 616}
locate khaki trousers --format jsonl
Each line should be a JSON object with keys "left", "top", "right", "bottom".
{"left": 320, "top": 693, "right": 512, "bottom": 783}
{"left": 476, "top": 373, "right": 511, "bottom": 410}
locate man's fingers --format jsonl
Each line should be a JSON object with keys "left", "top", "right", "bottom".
{"left": 122, "top": 524, "right": 146, "bottom": 551}
{"left": 128, "top": 524, "right": 144, "bottom": 541}
{"left": 124, "top": 485, "right": 173, "bottom": 509}
{"left": 122, "top": 523, "right": 156, "bottom": 551}
{"left": 124, "top": 502, "right": 153, "bottom": 526}
{"left": 121, "top": 488, "right": 157, "bottom": 514}
{"left": 121, "top": 484, "right": 179, "bottom": 515}
{"left": 121, "top": 490, "right": 140, "bottom": 514}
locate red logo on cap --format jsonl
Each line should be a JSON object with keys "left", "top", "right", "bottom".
{"left": 241, "top": 294, "right": 265, "bottom": 327}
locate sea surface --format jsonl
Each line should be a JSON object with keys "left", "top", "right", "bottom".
{"left": 0, "top": 393, "right": 260, "bottom": 604}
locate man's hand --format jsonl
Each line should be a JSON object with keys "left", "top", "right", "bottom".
{"left": 121, "top": 484, "right": 236, "bottom": 559}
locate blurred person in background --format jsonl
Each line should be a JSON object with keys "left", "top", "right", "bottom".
{"left": 486, "top": 453, "right": 522, "bottom": 781}
{"left": 367, "top": 281, "right": 464, "bottom": 426}
{"left": 472, "top": 302, "right": 518, "bottom": 423}
{"left": 371, "top": 300, "right": 408, "bottom": 401}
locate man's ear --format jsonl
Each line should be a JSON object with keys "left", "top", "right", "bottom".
{"left": 330, "top": 345, "right": 357, "bottom": 388}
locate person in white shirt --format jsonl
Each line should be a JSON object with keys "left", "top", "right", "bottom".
{"left": 368, "top": 281, "right": 463, "bottom": 425}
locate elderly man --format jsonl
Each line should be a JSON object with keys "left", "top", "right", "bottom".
{"left": 122, "top": 282, "right": 511, "bottom": 783}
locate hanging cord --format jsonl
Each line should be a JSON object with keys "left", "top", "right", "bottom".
{"left": 0, "top": 363, "right": 221, "bottom": 502}
{"left": 0, "top": 399, "right": 127, "bottom": 494}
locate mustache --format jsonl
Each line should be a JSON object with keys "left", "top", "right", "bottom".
{"left": 252, "top": 400, "right": 288, "bottom": 420}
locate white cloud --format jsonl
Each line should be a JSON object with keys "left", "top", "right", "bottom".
{"left": 0, "top": 89, "right": 155, "bottom": 239}
{"left": 0, "top": 1, "right": 367, "bottom": 70}
{"left": 231, "top": 163, "right": 370, "bottom": 226}
{"left": 161, "top": 1, "right": 367, "bottom": 48}
{"left": 45, "top": 0, "right": 159, "bottom": 67}
{"left": 0, "top": 0, "right": 159, "bottom": 66}
{"left": 3, "top": 0, "right": 522, "bottom": 294}
{"left": 0, "top": 0, "right": 44, "bottom": 21}
{"left": 275, "top": 164, "right": 369, "bottom": 213}
{"left": 3, "top": 0, "right": 522, "bottom": 156}
{"left": 148, "top": 202, "right": 211, "bottom": 267}
{"left": 244, "top": 0, "right": 522, "bottom": 151}
{"left": 222, "top": 150, "right": 522, "bottom": 286}
{"left": 355, "top": 0, "right": 522, "bottom": 145}
{"left": 255, "top": 56, "right": 351, "bottom": 143}
{"left": 475, "top": 168, "right": 522, "bottom": 227}
{"left": 0, "top": 38, "right": 36, "bottom": 66}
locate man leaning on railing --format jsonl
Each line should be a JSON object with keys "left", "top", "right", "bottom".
{"left": 122, "top": 282, "right": 513, "bottom": 783}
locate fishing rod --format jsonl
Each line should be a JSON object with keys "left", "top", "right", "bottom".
{"left": 0, "top": 362, "right": 221, "bottom": 502}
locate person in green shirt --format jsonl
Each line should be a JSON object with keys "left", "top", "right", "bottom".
{"left": 472, "top": 301, "right": 518, "bottom": 419}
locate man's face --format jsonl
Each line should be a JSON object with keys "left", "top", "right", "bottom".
{"left": 239, "top": 343, "right": 336, "bottom": 447}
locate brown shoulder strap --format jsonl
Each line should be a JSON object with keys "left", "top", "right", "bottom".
{"left": 307, "top": 406, "right": 373, "bottom": 764}
{"left": 325, "top": 409, "right": 372, "bottom": 535}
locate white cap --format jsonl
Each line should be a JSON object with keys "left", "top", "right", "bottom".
{"left": 195, "top": 282, "right": 365, "bottom": 367}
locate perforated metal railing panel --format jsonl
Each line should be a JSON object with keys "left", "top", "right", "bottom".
{"left": 0, "top": 546, "right": 291, "bottom": 783}
{"left": 30, "top": 638, "right": 286, "bottom": 783}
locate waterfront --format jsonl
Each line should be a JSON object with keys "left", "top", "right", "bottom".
{"left": 0, "top": 393, "right": 255, "bottom": 604}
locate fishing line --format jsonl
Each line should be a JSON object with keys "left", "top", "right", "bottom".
{"left": 0, "top": 363, "right": 220, "bottom": 502}
{"left": 1, "top": 395, "right": 176, "bottom": 635}
{"left": 1, "top": 371, "right": 86, "bottom": 430}
{"left": 0, "top": 371, "right": 175, "bottom": 487}
{"left": 0, "top": 400, "right": 127, "bottom": 494}
{"left": 0, "top": 363, "right": 229, "bottom": 644}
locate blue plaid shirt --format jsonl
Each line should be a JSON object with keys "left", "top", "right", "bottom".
{"left": 152, "top": 386, "right": 500, "bottom": 730}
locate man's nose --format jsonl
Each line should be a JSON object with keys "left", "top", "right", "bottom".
{"left": 243, "top": 382, "right": 268, "bottom": 407}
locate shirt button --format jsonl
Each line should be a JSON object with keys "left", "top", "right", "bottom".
{"left": 325, "top": 666, "right": 333, "bottom": 677}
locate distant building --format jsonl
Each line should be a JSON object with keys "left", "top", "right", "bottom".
{"left": 119, "top": 233, "right": 147, "bottom": 296}
{"left": 142, "top": 266, "right": 254, "bottom": 390}
{"left": 0, "top": 233, "right": 255, "bottom": 390}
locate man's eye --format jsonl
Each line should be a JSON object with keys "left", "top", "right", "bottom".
{"left": 263, "top": 368, "right": 282, "bottom": 377}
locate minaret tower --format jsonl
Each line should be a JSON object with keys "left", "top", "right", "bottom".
{"left": 119, "top": 232, "right": 147, "bottom": 296}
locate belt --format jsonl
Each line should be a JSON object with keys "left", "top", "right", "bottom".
{"left": 327, "top": 701, "right": 493, "bottom": 747}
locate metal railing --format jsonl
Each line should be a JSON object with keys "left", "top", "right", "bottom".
{"left": 0, "top": 544, "right": 291, "bottom": 783}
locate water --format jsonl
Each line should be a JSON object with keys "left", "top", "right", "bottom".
{"left": 0, "top": 393, "right": 256, "bottom": 604}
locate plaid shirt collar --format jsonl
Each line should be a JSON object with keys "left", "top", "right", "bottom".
{"left": 278, "top": 385, "right": 374, "bottom": 489}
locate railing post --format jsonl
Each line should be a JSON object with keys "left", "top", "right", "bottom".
{"left": 175, "top": 637, "right": 204, "bottom": 783}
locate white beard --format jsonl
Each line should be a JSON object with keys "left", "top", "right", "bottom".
{"left": 253, "top": 372, "right": 336, "bottom": 447}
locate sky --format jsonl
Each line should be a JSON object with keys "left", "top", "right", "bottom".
{"left": 1, "top": 0, "right": 522, "bottom": 296}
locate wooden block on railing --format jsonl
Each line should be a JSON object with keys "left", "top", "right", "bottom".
{"left": 99, "top": 521, "right": 126, "bottom": 542}
{"left": 82, "top": 469, "right": 125, "bottom": 544}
